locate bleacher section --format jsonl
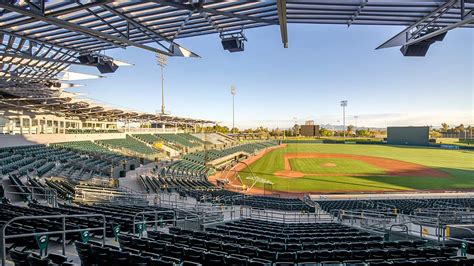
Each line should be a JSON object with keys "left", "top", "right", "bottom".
{"left": 139, "top": 175, "right": 214, "bottom": 194}
{"left": 97, "top": 135, "right": 161, "bottom": 156}
{"left": 110, "top": 219, "right": 471, "bottom": 266}
{"left": 155, "top": 133, "right": 202, "bottom": 149}
{"left": 186, "top": 190, "right": 314, "bottom": 212}
{"left": 193, "top": 132, "right": 237, "bottom": 146}
{"left": 0, "top": 145, "right": 75, "bottom": 177}
{"left": 161, "top": 160, "right": 209, "bottom": 177}
{"left": 66, "top": 129, "right": 120, "bottom": 134}
{"left": 133, "top": 134, "right": 161, "bottom": 145}
{"left": 5, "top": 171, "right": 144, "bottom": 205}
{"left": 0, "top": 203, "right": 177, "bottom": 242}
{"left": 74, "top": 184, "right": 148, "bottom": 205}
{"left": 2, "top": 196, "right": 474, "bottom": 265}
{"left": 54, "top": 140, "right": 115, "bottom": 154}
{"left": 162, "top": 141, "right": 279, "bottom": 176}
{"left": 53, "top": 141, "right": 140, "bottom": 171}
{"left": 178, "top": 133, "right": 209, "bottom": 145}
{"left": 315, "top": 198, "right": 474, "bottom": 215}
{"left": 45, "top": 179, "right": 75, "bottom": 200}
{"left": 0, "top": 144, "right": 136, "bottom": 180}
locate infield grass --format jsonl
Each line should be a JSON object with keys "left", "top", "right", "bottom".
{"left": 289, "top": 158, "right": 385, "bottom": 175}
{"left": 239, "top": 144, "right": 474, "bottom": 193}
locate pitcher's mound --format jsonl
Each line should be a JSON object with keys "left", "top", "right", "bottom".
{"left": 274, "top": 170, "right": 305, "bottom": 178}
{"left": 321, "top": 163, "right": 337, "bottom": 167}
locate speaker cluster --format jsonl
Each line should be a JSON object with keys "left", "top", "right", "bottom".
{"left": 400, "top": 31, "right": 447, "bottom": 57}
{"left": 77, "top": 54, "right": 119, "bottom": 73}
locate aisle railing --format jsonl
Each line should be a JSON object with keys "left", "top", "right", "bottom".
{"left": 1, "top": 214, "right": 106, "bottom": 266}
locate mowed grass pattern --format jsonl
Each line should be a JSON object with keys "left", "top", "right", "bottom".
{"left": 289, "top": 158, "right": 385, "bottom": 175}
{"left": 239, "top": 144, "right": 474, "bottom": 193}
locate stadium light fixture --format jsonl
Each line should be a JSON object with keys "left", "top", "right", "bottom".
{"left": 340, "top": 100, "right": 348, "bottom": 141}
{"left": 157, "top": 54, "right": 168, "bottom": 115}
{"left": 231, "top": 85, "right": 236, "bottom": 133}
{"left": 221, "top": 29, "right": 247, "bottom": 53}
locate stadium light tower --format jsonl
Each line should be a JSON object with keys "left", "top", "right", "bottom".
{"left": 354, "top": 115, "right": 359, "bottom": 129}
{"left": 340, "top": 100, "right": 348, "bottom": 141}
{"left": 157, "top": 54, "right": 168, "bottom": 115}
{"left": 231, "top": 85, "right": 236, "bottom": 133}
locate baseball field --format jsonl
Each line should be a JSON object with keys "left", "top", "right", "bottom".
{"left": 237, "top": 144, "right": 474, "bottom": 194}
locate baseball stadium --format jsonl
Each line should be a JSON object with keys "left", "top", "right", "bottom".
{"left": 0, "top": 1, "right": 473, "bottom": 266}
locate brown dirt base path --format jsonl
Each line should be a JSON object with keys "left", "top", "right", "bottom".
{"left": 274, "top": 153, "right": 450, "bottom": 178}
{"left": 207, "top": 144, "right": 287, "bottom": 186}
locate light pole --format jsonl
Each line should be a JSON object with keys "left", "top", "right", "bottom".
{"left": 157, "top": 54, "right": 168, "bottom": 115}
{"left": 354, "top": 115, "right": 359, "bottom": 129}
{"left": 340, "top": 100, "right": 348, "bottom": 141}
{"left": 231, "top": 85, "right": 236, "bottom": 134}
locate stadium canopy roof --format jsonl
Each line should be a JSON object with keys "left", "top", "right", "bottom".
{"left": 0, "top": 89, "right": 213, "bottom": 125}
{"left": 0, "top": 0, "right": 472, "bottom": 121}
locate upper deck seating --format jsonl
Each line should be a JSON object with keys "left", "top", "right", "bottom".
{"left": 97, "top": 136, "right": 160, "bottom": 155}
{"left": 155, "top": 134, "right": 200, "bottom": 149}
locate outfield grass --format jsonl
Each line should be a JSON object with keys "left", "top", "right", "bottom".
{"left": 284, "top": 137, "right": 383, "bottom": 142}
{"left": 239, "top": 144, "right": 474, "bottom": 193}
{"left": 289, "top": 158, "right": 385, "bottom": 175}
{"left": 436, "top": 138, "right": 474, "bottom": 147}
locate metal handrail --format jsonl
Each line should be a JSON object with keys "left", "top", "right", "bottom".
{"left": 389, "top": 223, "right": 410, "bottom": 240}
{"left": 4, "top": 184, "right": 58, "bottom": 206}
{"left": 242, "top": 207, "right": 329, "bottom": 223}
{"left": 1, "top": 213, "right": 106, "bottom": 266}
{"left": 444, "top": 225, "right": 474, "bottom": 244}
{"left": 132, "top": 210, "right": 176, "bottom": 235}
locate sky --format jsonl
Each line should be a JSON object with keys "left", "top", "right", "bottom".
{"left": 69, "top": 24, "right": 473, "bottom": 129}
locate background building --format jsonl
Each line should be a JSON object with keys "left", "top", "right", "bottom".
{"left": 300, "top": 120, "right": 320, "bottom": 137}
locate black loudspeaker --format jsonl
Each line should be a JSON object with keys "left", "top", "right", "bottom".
{"left": 97, "top": 60, "right": 118, "bottom": 73}
{"left": 401, "top": 32, "right": 447, "bottom": 57}
{"left": 426, "top": 31, "right": 447, "bottom": 42}
{"left": 221, "top": 38, "right": 245, "bottom": 52}
{"left": 77, "top": 54, "right": 97, "bottom": 64}
{"left": 400, "top": 41, "right": 433, "bottom": 57}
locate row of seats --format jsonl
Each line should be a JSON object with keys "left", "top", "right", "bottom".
{"left": 315, "top": 198, "right": 474, "bottom": 215}
{"left": 181, "top": 141, "right": 278, "bottom": 165}
{"left": 160, "top": 160, "right": 209, "bottom": 177}
{"left": 133, "top": 134, "right": 162, "bottom": 145}
{"left": 113, "top": 218, "right": 471, "bottom": 265}
{"left": 139, "top": 175, "right": 213, "bottom": 194}
{"left": 65, "top": 129, "right": 120, "bottom": 134}
{"left": 0, "top": 202, "right": 177, "bottom": 250}
{"left": 183, "top": 189, "right": 315, "bottom": 212}
{"left": 54, "top": 141, "right": 117, "bottom": 155}
{"left": 97, "top": 135, "right": 161, "bottom": 155}
{"left": 155, "top": 133, "right": 201, "bottom": 148}
{"left": 157, "top": 141, "right": 279, "bottom": 191}
{"left": 177, "top": 133, "right": 210, "bottom": 145}
{"left": 193, "top": 132, "right": 237, "bottom": 145}
{"left": 0, "top": 144, "right": 136, "bottom": 181}
{"left": 9, "top": 249, "right": 72, "bottom": 266}
{"left": 44, "top": 179, "right": 75, "bottom": 199}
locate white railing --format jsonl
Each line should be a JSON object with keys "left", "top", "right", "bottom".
{"left": 118, "top": 128, "right": 183, "bottom": 133}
